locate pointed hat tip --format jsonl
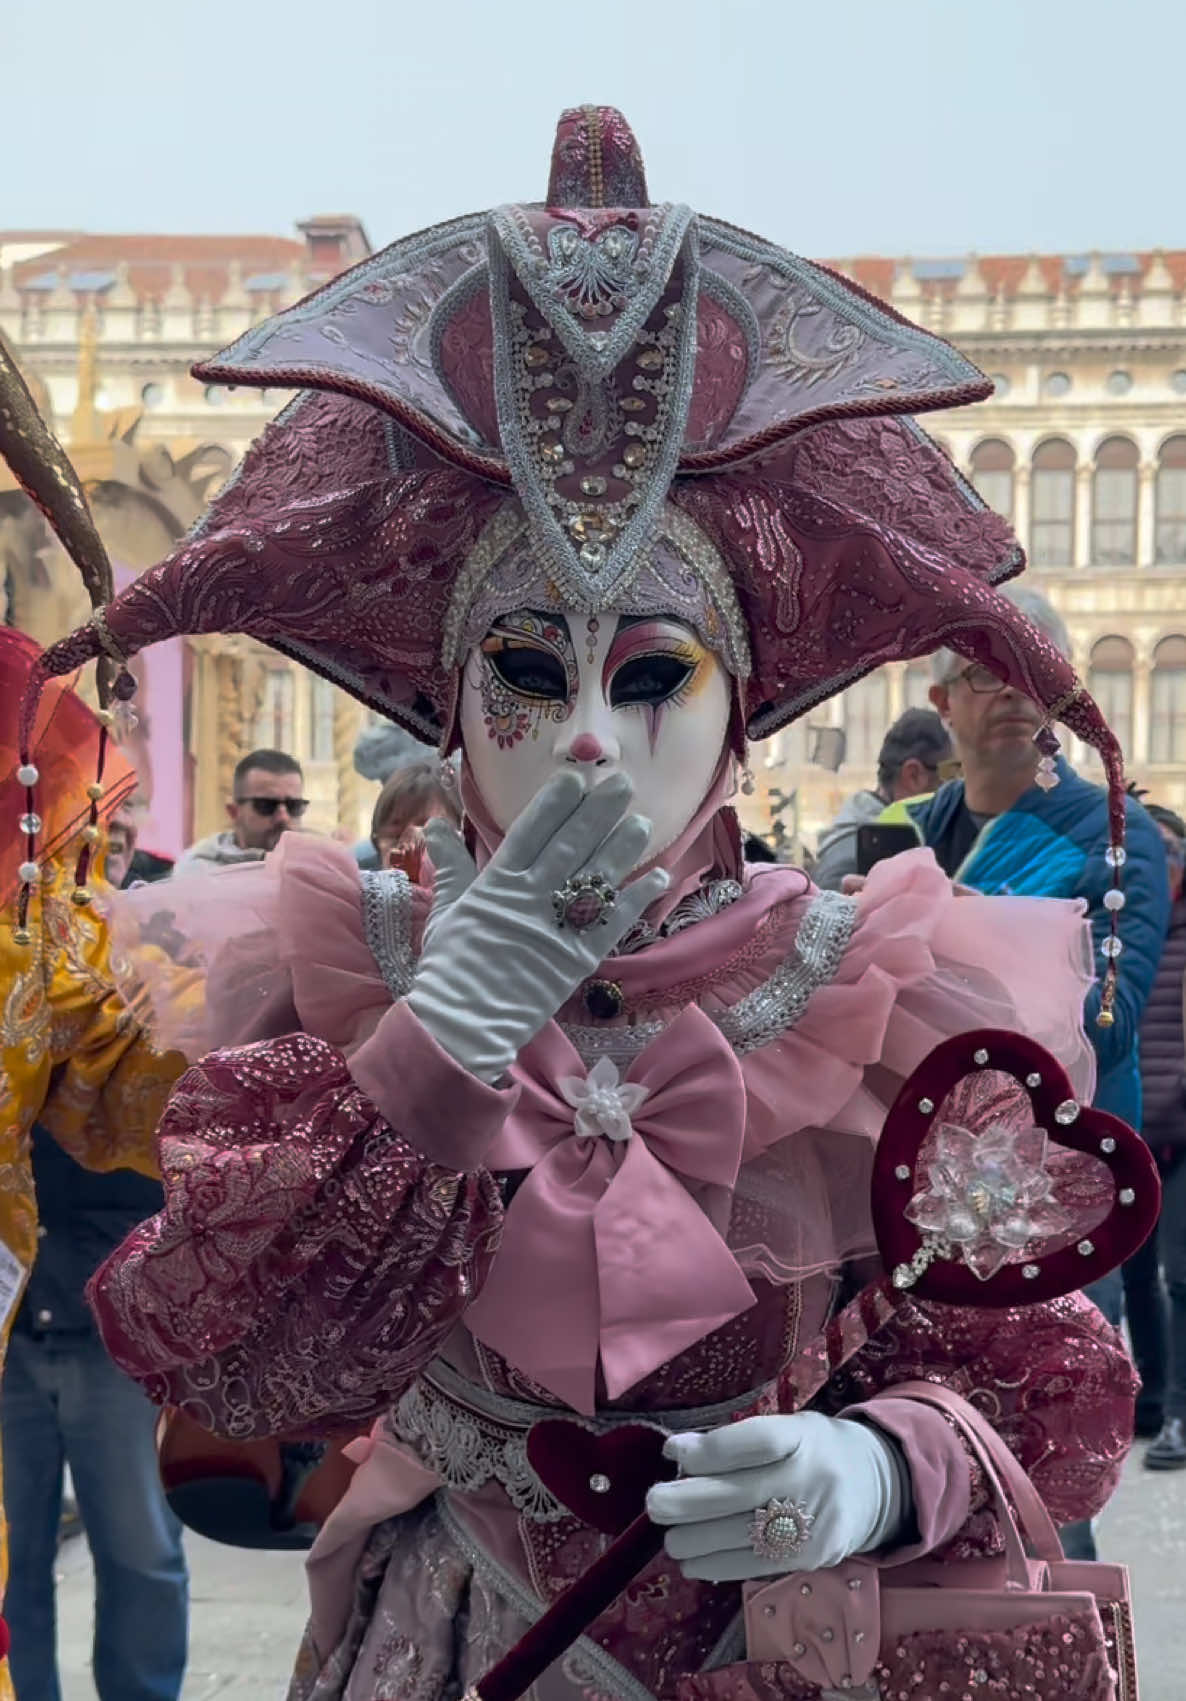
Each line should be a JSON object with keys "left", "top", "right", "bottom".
{"left": 546, "top": 106, "right": 649, "bottom": 209}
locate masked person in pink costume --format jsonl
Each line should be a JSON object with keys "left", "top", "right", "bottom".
{"left": 17, "top": 110, "right": 1142, "bottom": 1701}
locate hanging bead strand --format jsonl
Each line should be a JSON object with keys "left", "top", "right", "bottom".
{"left": 13, "top": 759, "right": 40, "bottom": 946}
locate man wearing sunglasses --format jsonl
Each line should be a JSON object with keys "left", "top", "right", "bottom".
{"left": 174, "top": 748, "right": 309, "bottom": 876}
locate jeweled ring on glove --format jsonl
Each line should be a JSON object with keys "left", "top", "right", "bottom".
{"left": 749, "top": 1496, "right": 815, "bottom": 1562}
{"left": 552, "top": 872, "right": 619, "bottom": 932}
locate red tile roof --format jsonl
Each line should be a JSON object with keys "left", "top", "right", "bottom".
{"left": 5, "top": 232, "right": 308, "bottom": 302}
{"left": 6, "top": 229, "right": 1185, "bottom": 307}
{"left": 834, "top": 252, "right": 1186, "bottom": 300}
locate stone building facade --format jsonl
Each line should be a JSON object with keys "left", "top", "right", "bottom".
{"left": 2, "top": 229, "right": 1184, "bottom": 856}
{"left": 753, "top": 250, "right": 1186, "bottom": 855}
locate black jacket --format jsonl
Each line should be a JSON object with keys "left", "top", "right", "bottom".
{"left": 15, "top": 1126, "right": 163, "bottom": 1337}
{"left": 1139, "top": 896, "right": 1186, "bottom": 1150}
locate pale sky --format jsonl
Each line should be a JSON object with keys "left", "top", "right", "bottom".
{"left": 6, "top": 0, "right": 1179, "bottom": 258}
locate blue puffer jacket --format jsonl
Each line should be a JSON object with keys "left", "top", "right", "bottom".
{"left": 901, "top": 760, "right": 1169, "bottom": 1129}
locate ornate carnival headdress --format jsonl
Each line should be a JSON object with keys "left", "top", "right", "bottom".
{"left": 7, "top": 108, "right": 1127, "bottom": 1009}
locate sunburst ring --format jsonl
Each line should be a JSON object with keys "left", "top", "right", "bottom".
{"left": 749, "top": 1496, "right": 815, "bottom": 1562}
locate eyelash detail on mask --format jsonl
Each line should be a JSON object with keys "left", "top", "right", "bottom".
{"left": 605, "top": 634, "right": 706, "bottom": 751}
{"left": 479, "top": 612, "right": 577, "bottom": 742}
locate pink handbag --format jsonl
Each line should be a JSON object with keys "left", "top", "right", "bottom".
{"left": 729, "top": 1380, "right": 1136, "bottom": 1701}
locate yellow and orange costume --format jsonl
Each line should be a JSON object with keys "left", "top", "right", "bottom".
{"left": 0, "top": 628, "right": 186, "bottom": 1694}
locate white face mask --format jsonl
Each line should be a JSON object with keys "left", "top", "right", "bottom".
{"left": 460, "top": 609, "right": 733, "bottom": 861}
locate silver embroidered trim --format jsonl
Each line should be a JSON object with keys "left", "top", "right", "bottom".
{"left": 394, "top": 1378, "right": 572, "bottom": 1522}
{"left": 716, "top": 889, "right": 857, "bottom": 1055}
{"left": 437, "top": 1495, "right": 664, "bottom": 1701}
{"left": 702, "top": 218, "right": 979, "bottom": 390}
{"left": 487, "top": 209, "right": 703, "bottom": 612}
{"left": 617, "top": 877, "right": 744, "bottom": 955}
{"left": 440, "top": 499, "right": 750, "bottom": 681}
{"left": 440, "top": 501, "right": 531, "bottom": 669}
{"left": 493, "top": 201, "right": 694, "bottom": 381}
{"left": 560, "top": 888, "right": 859, "bottom": 1066}
{"left": 655, "top": 503, "right": 752, "bottom": 678}
{"left": 393, "top": 1357, "right": 767, "bottom": 1525}
{"left": 359, "top": 867, "right": 415, "bottom": 999}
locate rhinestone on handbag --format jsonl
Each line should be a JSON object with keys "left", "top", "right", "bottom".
{"left": 918, "top": 1097, "right": 935, "bottom": 1114}
{"left": 589, "top": 1473, "right": 611, "bottom": 1494}
{"left": 1078, "top": 1239, "right": 1095, "bottom": 1256}
{"left": 1023, "top": 1264, "right": 1040, "bottom": 1279}
{"left": 1100, "top": 1136, "right": 1117, "bottom": 1154}
{"left": 895, "top": 1165, "right": 911, "bottom": 1181}
{"left": 1025, "top": 1072, "right": 1042, "bottom": 1088}
{"left": 973, "top": 1048, "right": 989, "bottom": 1065}
{"left": 1119, "top": 1188, "right": 1135, "bottom": 1206}
{"left": 1054, "top": 1100, "right": 1080, "bottom": 1125}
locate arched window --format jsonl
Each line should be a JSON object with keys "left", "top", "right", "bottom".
{"left": 254, "top": 666, "right": 296, "bottom": 751}
{"left": 969, "top": 439, "right": 1015, "bottom": 520}
{"left": 1156, "top": 436, "right": 1186, "bottom": 565}
{"left": 1092, "top": 437, "right": 1139, "bottom": 565}
{"left": 1087, "top": 636, "right": 1134, "bottom": 760}
{"left": 310, "top": 674, "right": 336, "bottom": 763}
{"left": 1151, "top": 636, "right": 1186, "bottom": 763}
{"left": 904, "top": 661, "right": 933, "bottom": 710}
{"left": 842, "top": 671, "right": 889, "bottom": 768}
{"left": 1030, "top": 439, "right": 1076, "bottom": 566}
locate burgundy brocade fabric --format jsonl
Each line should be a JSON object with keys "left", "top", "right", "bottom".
{"left": 88, "top": 1024, "right": 1135, "bottom": 1543}
{"left": 88, "top": 1034, "right": 503, "bottom": 1439}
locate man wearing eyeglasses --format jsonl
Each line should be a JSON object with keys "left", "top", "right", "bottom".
{"left": 892, "top": 585, "right": 1168, "bottom": 1559}
{"left": 174, "top": 749, "right": 309, "bottom": 876}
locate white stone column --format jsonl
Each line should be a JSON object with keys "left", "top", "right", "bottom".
{"left": 1138, "top": 462, "right": 1157, "bottom": 567}
{"left": 1013, "top": 465, "right": 1031, "bottom": 558}
{"left": 1074, "top": 465, "right": 1094, "bottom": 568}
{"left": 887, "top": 664, "right": 906, "bottom": 721}
{"left": 1133, "top": 653, "right": 1152, "bottom": 767}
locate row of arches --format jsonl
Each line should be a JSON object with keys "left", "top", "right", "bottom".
{"left": 968, "top": 435, "right": 1186, "bottom": 566}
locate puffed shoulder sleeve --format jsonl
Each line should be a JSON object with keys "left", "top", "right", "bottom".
{"left": 817, "top": 1290, "right": 1137, "bottom": 1560}
{"left": 88, "top": 1023, "right": 515, "bottom": 1439}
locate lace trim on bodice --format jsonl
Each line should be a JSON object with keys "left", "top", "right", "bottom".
{"left": 560, "top": 888, "right": 858, "bottom": 1067}
{"left": 359, "top": 867, "right": 415, "bottom": 999}
{"left": 391, "top": 1356, "right": 768, "bottom": 1523}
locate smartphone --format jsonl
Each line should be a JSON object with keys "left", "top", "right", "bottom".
{"left": 855, "top": 823, "right": 919, "bottom": 876}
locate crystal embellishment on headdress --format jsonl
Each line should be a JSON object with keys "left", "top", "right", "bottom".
{"left": 893, "top": 1121, "right": 1072, "bottom": 1287}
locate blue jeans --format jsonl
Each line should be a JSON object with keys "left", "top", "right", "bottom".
{"left": 2, "top": 1330, "right": 188, "bottom": 1701}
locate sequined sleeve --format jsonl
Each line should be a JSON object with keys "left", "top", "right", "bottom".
{"left": 36, "top": 875, "right": 190, "bottom": 1178}
{"left": 87, "top": 1030, "right": 507, "bottom": 1439}
{"left": 815, "top": 1290, "right": 1137, "bottom": 1557}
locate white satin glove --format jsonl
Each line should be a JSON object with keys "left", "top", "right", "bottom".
{"left": 646, "top": 1413, "right": 913, "bottom": 1582}
{"left": 407, "top": 772, "right": 668, "bottom": 1083}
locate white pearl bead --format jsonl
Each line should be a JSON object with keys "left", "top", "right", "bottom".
{"left": 16, "top": 764, "right": 38, "bottom": 787}
{"left": 18, "top": 862, "right": 40, "bottom": 885}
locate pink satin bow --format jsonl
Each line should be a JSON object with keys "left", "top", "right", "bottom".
{"left": 463, "top": 1005, "right": 755, "bottom": 1412}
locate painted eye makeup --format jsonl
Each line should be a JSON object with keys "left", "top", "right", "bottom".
{"left": 482, "top": 637, "right": 570, "bottom": 701}
{"left": 609, "top": 649, "right": 698, "bottom": 708}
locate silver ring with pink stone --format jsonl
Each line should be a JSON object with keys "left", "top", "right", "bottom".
{"left": 749, "top": 1497, "right": 815, "bottom": 1562}
{"left": 552, "top": 872, "right": 619, "bottom": 932}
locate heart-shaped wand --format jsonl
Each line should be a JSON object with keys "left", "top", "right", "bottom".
{"left": 466, "top": 1027, "right": 1160, "bottom": 1701}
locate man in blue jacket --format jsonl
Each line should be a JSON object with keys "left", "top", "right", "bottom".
{"left": 900, "top": 586, "right": 1168, "bottom": 1559}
